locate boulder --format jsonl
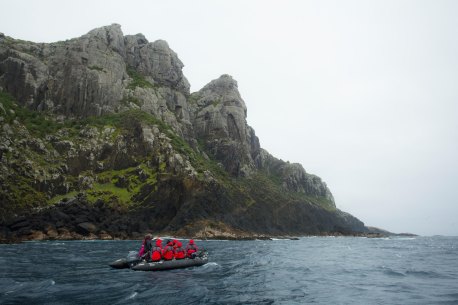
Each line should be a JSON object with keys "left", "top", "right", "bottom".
{"left": 99, "top": 231, "right": 113, "bottom": 240}
{"left": 76, "top": 222, "right": 98, "bottom": 235}
{"left": 28, "top": 230, "right": 46, "bottom": 241}
{"left": 56, "top": 228, "right": 74, "bottom": 240}
{"left": 45, "top": 227, "right": 59, "bottom": 239}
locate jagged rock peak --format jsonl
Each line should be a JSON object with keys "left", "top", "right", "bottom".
{"left": 84, "top": 23, "right": 125, "bottom": 54}
{"left": 86, "top": 23, "right": 123, "bottom": 38}
{"left": 197, "top": 75, "right": 246, "bottom": 115}
{"left": 202, "top": 74, "right": 238, "bottom": 90}
{"left": 0, "top": 24, "right": 190, "bottom": 118}
{"left": 191, "top": 74, "right": 257, "bottom": 176}
{"left": 200, "top": 75, "right": 240, "bottom": 99}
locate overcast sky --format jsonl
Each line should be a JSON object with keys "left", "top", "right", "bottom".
{"left": 2, "top": 0, "right": 457, "bottom": 236}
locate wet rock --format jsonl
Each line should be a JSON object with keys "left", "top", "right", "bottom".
{"left": 83, "top": 233, "right": 98, "bottom": 240}
{"left": 76, "top": 222, "right": 97, "bottom": 235}
{"left": 99, "top": 231, "right": 113, "bottom": 240}
{"left": 56, "top": 228, "right": 73, "bottom": 240}
{"left": 10, "top": 219, "right": 30, "bottom": 230}
{"left": 45, "top": 226, "right": 58, "bottom": 239}
{"left": 28, "top": 230, "right": 46, "bottom": 240}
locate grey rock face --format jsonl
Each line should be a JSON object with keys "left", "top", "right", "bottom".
{"left": 0, "top": 24, "right": 127, "bottom": 117}
{"left": 255, "top": 148, "right": 335, "bottom": 205}
{"left": 0, "top": 24, "right": 190, "bottom": 124}
{"left": 190, "top": 74, "right": 332, "bottom": 204}
{"left": 192, "top": 74, "right": 260, "bottom": 176}
{"left": 124, "top": 37, "right": 190, "bottom": 94}
{"left": 281, "top": 163, "right": 335, "bottom": 204}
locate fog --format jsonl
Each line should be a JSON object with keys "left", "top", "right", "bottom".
{"left": 2, "top": 0, "right": 457, "bottom": 235}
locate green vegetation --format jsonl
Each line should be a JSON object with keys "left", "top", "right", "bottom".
{"left": 48, "top": 191, "right": 79, "bottom": 204}
{"left": 81, "top": 109, "right": 224, "bottom": 179}
{"left": 233, "top": 171, "right": 336, "bottom": 211}
{"left": 0, "top": 173, "right": 48, "bottom": 222}
{"left": 211, "top": 99, "right": 221, "bottom": 107}
{"left": 303, "top": 195, "right": 335, "bottom": 211}
{"left": 1, "top": 90, "right": 335, "bottom": 223}
{"left": 0, "top": 91, "right": 68, "bottom": 137}
{"left": 88, "top": 65, "right": 105, "bottom": 72}
{"left": 97, "top": 164, "right": 157, "bottom": 192}
{"left": 126, "top": 68, "right": 156, "bottom": 90}
{"left": 187, "top": 93, "right": 200, "bottom": 105}
{"left": 87, "top": 183, "right": 132, "bottom": 205}
{"left": 46, "top": 165, "right": 159, "bottom": 207}
{"left": 120, "top": 96, "right": 143, "bottom": 107}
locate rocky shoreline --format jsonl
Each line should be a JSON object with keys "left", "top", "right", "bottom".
{"left": 1, "top": 229, "right": 409, "bottom": 244}
{"left": 0, "top": 195, "right": 414, "bottom": 244}
{"left": 0, "top": 196, "right": 412, "bottom": 244}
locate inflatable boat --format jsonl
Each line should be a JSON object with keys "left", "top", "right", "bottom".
{"left": 109, "top": 251, "right": 208, "bottom": 271}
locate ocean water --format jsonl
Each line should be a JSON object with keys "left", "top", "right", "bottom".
{"left": 0, "top": 237, "right": 457, "bottom": 305}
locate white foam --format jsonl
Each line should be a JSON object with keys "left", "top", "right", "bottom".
{"left": 201, "top": 262, "right": 219, "bottom": 269}
{"left": 126, "top": 292, "right": 138, "bottom": 300}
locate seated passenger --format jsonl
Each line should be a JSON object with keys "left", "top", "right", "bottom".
{"left": 186, "top": 239, "right": 198, "bottom": 258}
{"left": 151, "top": 238, "right": 162, "bottom": 262}
{"left": 174, "top": 241, "right": 185, "bottom": 260}
{"left": 162, "top": 240, "right": 175, "bottom": 261}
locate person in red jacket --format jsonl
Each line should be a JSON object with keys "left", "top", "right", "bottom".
{"left": 151, "top": 239, "right": 162, "bottom": 262}
{"left": 162, "top": 240, "right": 175, "bottom": 261}
{"left": 174, "top": 241, "right": 185, "bottom": 260}
{"left": 185, "top": 239, "right": 198, "bottom": 258}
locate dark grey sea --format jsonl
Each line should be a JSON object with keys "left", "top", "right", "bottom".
{"left": 1, "top": 236, "right": 457, "bottom": 304}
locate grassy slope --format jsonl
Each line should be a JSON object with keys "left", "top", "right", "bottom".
{"left": 0, "top": 91, "right": 334, "bottom": 225}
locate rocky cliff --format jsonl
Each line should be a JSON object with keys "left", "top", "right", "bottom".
{"left": 0, "top": 25, "right": 367, "bottom": 241}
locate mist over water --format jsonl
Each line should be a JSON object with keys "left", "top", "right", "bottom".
{"left": 1, "top": 237, "right": 457, "bottom": 304}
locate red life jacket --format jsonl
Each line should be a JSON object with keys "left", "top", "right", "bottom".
{"left": 174, "top": 247, "right": 185, "bottom": 259}
{"left": 151, "top": 246, "right": 162, "bottom": 262}
{"left": 162, "top": 245, "right": 174, "bottom": 260}
{"left": 186, "top": 244, "right": 198, "bottom": 258}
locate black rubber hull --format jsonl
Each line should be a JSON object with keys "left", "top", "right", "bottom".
{"left": 132, "top": 257, "right": 208, "bottom": 271}
{"left": 109, "top": 258, "right": 129, "bottom": 269}
{"left": 109, "top": 258, "right": 142, "bottom": 269}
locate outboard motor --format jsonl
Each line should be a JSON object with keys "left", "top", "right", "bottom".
{"left": 126, "top": 251, "right": 141, "bottom": 267}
